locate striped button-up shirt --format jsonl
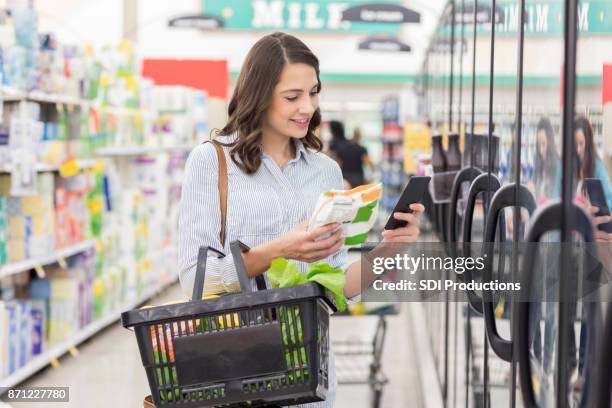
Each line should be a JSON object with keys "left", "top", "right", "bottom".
{"left": 178, "top": 135, "right": 350, "bottom": 407}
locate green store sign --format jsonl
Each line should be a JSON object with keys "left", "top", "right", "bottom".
{"left": 202, "top": 0, "right": 402, "bottom": 33}
{"left": 442, "top": 0, "right": 612, "bottom": 36}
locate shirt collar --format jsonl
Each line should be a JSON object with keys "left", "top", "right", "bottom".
{"left": 260, "top": 138, "right": 311, "bottom": 166}
{"left": 291, "top": 138, "right": 311, "bottom": 164}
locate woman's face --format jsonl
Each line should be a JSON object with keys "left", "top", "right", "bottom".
{"left": 263, "top": 62, "right": 319, "bottom": 141}
{"left": 537, "top": 130, "right": 547, "bottom": 159}
{"left": 575, "top": 128, "right": 586, "bottom": 161}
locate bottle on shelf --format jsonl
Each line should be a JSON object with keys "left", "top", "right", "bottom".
{"left": 446, "top": 133, "right": 462, "bottom": 171}
{"left": 431, "top": 135, "right": 447, "bottom": 173}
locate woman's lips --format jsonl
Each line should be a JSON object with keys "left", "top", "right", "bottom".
{"left": 290, "top": 118, "right": 310, "bottom": 129}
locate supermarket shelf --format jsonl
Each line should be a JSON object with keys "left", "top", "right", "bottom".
{"left": 0, "top": 240, "right": 97, "bottom": 280}
{"left": 0, "top": 273, "right": 179, "bottom": 390}
{"left": 2, "top": 86, "right": 155, "bottom": 117}
{"left": 1, "top": 86, "right": 27, "bottom": 102}
{"left": 95, "top": 144, "right": 192, "bottom": 156}
{"left": 0, "top": 159, "right": 97, "bottom": 174}
{"left": 27, "top": 90, "right": 84, "bottom": 106}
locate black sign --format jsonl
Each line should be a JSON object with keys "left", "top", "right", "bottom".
{"left": 430, "top": 37, "right": 468, "bottom": 54}
{"left": 342, "top": 3, "right": 420, "bottom": 24}
{"left": 168, "top": 14, "right": 224, "bottom": 30}
{"left": 451, "top": 4, "right": 505, "bottom": 25}
{"left": 359, "top": 36, "right": 411, "bottom": 52}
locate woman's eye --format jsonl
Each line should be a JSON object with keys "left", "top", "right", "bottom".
{"left": 310, "top": 91, "right": 318, "bottom": 97}
{"left": 285, "top": 96, "right": 298, "bottom": 102}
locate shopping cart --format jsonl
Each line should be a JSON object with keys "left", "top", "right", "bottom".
{"left": 332, "top": 304, "right": 396, "bottom": 408}
{"left": 122, "top": 241, "right": 338, "bottom": 407}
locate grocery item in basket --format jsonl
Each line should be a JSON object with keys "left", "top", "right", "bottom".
{"left": 308, "top": 183, "right": 381, "bottom": 246}
{"left": 267, "top": 258, "right": 346, "bottom": 312}
{"left": 148, "top": 294, "right": 242, "bottom": 403}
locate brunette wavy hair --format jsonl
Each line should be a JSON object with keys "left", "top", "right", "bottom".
{"left": 574, "top": 115, "right": 598, "bottom": 180}
{"left": 215, "top": 32, "right": 323, "bottom": 174}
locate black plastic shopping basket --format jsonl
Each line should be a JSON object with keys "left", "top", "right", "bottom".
{"left": 122, "top": 241, "right": 338, "bottom": 407}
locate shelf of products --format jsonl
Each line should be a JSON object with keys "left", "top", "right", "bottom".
{"left": 95, "top": 144, "right": 192, "bottom": 157}
{"left": 0, "top": 239, "right": 96, "bottom": 280}
{"left": 0, "top": 3, "right": 203, "bottom": 389}
{"left": 0, "top": 159, "right": 97, "bottom": 174}
{"left": 0, "top": 268, "right": 178, "bottom": 389}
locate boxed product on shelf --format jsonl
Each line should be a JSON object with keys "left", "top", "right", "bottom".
{"left": 29, "top": 299, "right": 46, "bottom": 357}
{"left": 3, "top": 173, "right": 56, "bottom": 261}
{"left": 0, "top": 197, "right": 7, "bottom": 265}
{"left": 0, "top": 297, "right": 46, "bottom": 377}
{"left": 4, "top": 301, "right": 19, "bottom": 375}
{"left": 0, "top": 302, "right": 6, "bottom": 377}
{"left": 17, "top": 300, "right": 31, "bottom": 368}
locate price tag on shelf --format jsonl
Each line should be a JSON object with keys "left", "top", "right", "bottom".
{"left": 59, "top": 159, "right": 80, "bottom": 178}
{"left": 49, "top": 357, "right": 61, "bottom": 368}
{"left": 34, "top": 264, "right": 45, "bottom": 279}
{"left": 96, "top": 239, "right": 104, "bottom": 252}
{"left": 56, "top": 102, "right": 63, "bottom": 113}
{"left": 58, "top": 257, "right": 68, "bottom": 270}
{"left": 68, "top": 346, "right": 79, "bottom": 357}
{"left": 67, "top": 103, "right": 74, "bottom": 113}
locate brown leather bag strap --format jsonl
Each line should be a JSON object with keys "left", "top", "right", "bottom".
{"left": 210, "top": 140, "right": 228, "bottom": 247}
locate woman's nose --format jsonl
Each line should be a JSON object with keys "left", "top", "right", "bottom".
{"left": 299, "top": 97, "right": 316, "bottom": 115}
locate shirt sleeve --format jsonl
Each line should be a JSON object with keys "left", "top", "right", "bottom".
{"left": 177, "top": 144, "right": 242, "bottom": 299}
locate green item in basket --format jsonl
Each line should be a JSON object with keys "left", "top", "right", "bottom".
{"left": 267, "top": 258, "right": 347, "bottom": 312}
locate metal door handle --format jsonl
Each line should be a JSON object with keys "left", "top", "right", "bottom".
{"left": 448, "top": 167, "right": 483, "bottom": 258}
{"left": 482, "top": 183, "right": 536, "bottom": 362}
{"left": 461, "top": 173, "right": 501, "bottom": 314}
{"left": 517, "top": 201, "right": 594, "bottom": 407}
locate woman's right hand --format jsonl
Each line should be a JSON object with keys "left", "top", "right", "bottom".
{"left": 275, "top": 222, "right": 344, "bottom": 263}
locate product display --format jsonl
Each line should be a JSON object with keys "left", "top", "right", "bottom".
{"left": 0, "top": 1, "right": 196, "bottom": 388}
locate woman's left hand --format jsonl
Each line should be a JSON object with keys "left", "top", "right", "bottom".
{"left": 382, "top": 203, "right": 425, "bottom": 243}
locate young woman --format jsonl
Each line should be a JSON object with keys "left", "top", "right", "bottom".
{"left": 177, "top": 32, "right": 423, "bottom": 407}
{"left": 532, "top": 117, "right": 561, "bottom": 203}
{"left": 574, "top": 116, "right": 612, "bottom": 209}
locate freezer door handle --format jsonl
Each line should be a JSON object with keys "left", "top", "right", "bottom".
{"left": 461, "top": 173, "right": 502, "bottom": 314}
{"left": 481, "top": 183, "right": 536, "bottom": 362}
{"left": 517, "top": 201, "right": 594, "bottom": 407}
{"left": 447, "top": 167, "right": 483, "bottom": 258}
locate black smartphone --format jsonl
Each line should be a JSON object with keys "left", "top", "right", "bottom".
{"left": 584, "top": 178, "right": 612, "bottom": 233}
{"left": 384, "top": 176, "right": 431, "bottom": 230}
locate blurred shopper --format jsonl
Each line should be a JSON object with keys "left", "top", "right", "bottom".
{"left": 328, "top": 120, "right": 371, "bottom": 188}
{"left": 352, "top": 127, "right": 375, "bottom": 174}
{"left": 532, "top": 117, "right": 561, "bottom": 203}
{"left": 177, "top": 32, "right": 424, "bottom": 408}
{"left": 574, "top": 116, "right": 612, "bottom": 209}
{"left": 528, "top": 117, "right": 561, "bottom": 377}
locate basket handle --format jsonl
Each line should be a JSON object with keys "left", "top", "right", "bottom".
{"left": 229, "top": 240, "right": 267, "bottom": 293}
{"left": 192, "top": 246, "right": 225, "bottom": 301}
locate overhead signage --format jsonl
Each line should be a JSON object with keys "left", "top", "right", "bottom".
{"left": 202, "top": 0, "right": 403, "bottom": 33}
{"left": 430, "top": 37, "right": 468, "bottom": 54}
{"left": 440, "top": 0, "right": 612, "bottom": 36}
{"left": 451, "top": 4, "right": 504, "bottom": 25}
{"left": 342, "top": 3, "right": 420, "bottom": 24}
{"left": 358, "top": 36, "right": 411, "bottom": 52}
{"left": 168, "top": 15, "right": 225, "bottom": 29}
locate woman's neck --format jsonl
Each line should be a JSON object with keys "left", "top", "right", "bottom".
{"left": 261, "top": 133, "right": 295, "bottom": 169}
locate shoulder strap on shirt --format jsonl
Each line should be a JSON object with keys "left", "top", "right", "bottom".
{"left": 207, "top": 140, "right": 228, "bottom": 247}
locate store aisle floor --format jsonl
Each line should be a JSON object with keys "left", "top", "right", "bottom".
{"left": 15, "top": 284, "right": 422, "bottom": 408}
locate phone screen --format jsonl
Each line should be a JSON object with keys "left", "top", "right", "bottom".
{"left": 384, "top": 176, "right": 430, "bottom": 230}
{"left": 584, "top": 178, "right": 612, "bottom": 233}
